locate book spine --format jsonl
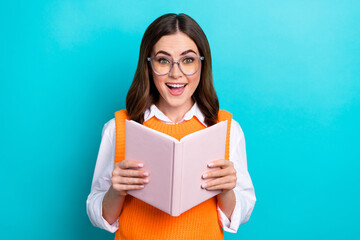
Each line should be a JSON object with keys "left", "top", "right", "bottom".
{"left": 171, "top": 142, "right": 183, "bottom": 216}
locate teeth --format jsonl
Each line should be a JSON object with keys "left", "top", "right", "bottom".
{"left": 166, "top": 83, "right": 186, "bottom": 88}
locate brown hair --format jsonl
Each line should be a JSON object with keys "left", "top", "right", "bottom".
{"left": 126, "top": 13, "right": 219, "bottom": 126}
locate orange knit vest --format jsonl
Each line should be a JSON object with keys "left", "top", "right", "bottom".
{"left": 114, "top": 110, "right": 232, "bottom": 240}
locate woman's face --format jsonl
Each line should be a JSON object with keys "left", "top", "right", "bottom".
{"left": 150, "top": 31, "right": 201, "bottom": 113}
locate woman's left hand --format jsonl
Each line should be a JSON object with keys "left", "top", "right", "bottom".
{"left": 201, "top": 159, "right": 237, "bottom": 192}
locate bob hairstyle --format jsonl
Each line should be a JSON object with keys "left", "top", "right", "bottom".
{"left": 126, "top": 13, "right": 219, "bottom": 126}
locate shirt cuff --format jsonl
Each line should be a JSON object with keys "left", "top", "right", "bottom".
{"left": 217, "top": 189, "right": 242, "bottom": 233}
{"left": 90, "top": 191, "right": 119, "bottom": 233}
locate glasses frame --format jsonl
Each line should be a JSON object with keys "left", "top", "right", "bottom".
{"left": 147, "top": 55, "right": 204, "bottom": 76}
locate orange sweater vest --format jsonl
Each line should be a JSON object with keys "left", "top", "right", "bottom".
{"left": 114, "top": 110, "right": 232, "bottom": 240}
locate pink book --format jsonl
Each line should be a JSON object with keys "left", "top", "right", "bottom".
{"left": 125, "top": 120, "right": 228, "bottom": 216}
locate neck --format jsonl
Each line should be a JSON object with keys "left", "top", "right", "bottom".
{"left": 156, "top": 100, "right": 194, "bottom": 123}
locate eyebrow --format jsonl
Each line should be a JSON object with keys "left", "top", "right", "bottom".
{"left": 154, "top": 49, "right": 198, "bottom": 57}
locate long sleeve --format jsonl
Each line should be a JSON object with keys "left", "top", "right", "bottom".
{"left": 216, "top": 119, "right": 256, "bottom": 233}
{"left": 86, "top": 119, "right": 119, "bottom": 233}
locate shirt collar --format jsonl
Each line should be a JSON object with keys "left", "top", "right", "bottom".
{"left": 144, "top": 102, "right": 207, "bottom": 127}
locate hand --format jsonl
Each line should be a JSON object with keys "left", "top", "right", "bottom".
{"left": 111, "top": 160, "right": 150, "bottom": 196}
{"left": 201, "top": 159, "right": 237, "bottom": 192}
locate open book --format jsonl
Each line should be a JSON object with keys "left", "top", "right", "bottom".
{"left": 125, "top": 120, "right": 228, "bottom": 216}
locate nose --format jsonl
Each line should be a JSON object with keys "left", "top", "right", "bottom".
{"left": 169, "top": 62, "right": 182, "bottom": 78}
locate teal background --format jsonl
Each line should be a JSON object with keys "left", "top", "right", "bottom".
{"left": 1, "top": 0, "right": 359, "bottom": 239}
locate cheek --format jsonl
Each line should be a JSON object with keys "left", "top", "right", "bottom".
{"left": 152, "top": 75, "right": 166, "bottom": 92}
{"left": 189, "top": 74, "right": 201, "bottom": 90}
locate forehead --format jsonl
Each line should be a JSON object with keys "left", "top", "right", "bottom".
{"left": 152, "top": 32, "right": 199, "bottom": 55}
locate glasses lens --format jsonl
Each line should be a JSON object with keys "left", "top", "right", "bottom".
{"left": 152, "top": 57, "right": 172, "bottom": 75}
{"left": 179, "top": 56, "right": 200, "bottom": 75}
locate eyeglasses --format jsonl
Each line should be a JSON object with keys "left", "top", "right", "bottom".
{"left": 147, "top": 55, "right": 204, "bottom": 76}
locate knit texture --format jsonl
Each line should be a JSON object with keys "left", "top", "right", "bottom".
{"left": 114, "top": 109, "right": 232, "bottom": 240}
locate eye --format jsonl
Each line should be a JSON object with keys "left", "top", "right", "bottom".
{"left": 182, "top": 57, "right": 195, "bottom": 64}
{"left": 156, "top": 57, "right": 170, "bottom": 64}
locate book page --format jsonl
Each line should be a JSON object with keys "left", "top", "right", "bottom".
{"left": 125, "top": 120, "right": 174, "bottom": 214}
{"left": 179, "top": 121, "right": 227, "bottom": 213}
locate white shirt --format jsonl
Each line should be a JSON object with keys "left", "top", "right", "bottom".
{"left": 86, "top": 103, "right": 256, "bottom": 233}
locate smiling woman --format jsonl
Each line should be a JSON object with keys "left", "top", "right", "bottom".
{"left": 86, "top": 13, "right": 256, "bottom": 240}
{"left": 149, "top": 32, "right": 202, "bottom": 123}
{"left": 125, "top": 14, "right": 219, "bottom": 127}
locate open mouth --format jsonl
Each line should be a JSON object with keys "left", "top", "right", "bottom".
{"left": 165, "top": 83, "right": 188, "bottom": 96}
{"left": 166, "top": 83, "right": 188, "bottom": 89}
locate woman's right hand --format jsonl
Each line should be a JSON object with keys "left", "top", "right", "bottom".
{"left": 111, "top": 160, "right": 150, "bottom": 196}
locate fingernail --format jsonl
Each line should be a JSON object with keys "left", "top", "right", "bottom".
{"left": 201, "top": 183, "right": 207, "bottom": 188}
{"left": 140, "top": 185, "right": 144, "bottom": 188}
{"left": 143, "top": 179, "right": 149, "bottom": 183}
{"left": 202, "top": 173, "right": 208, "bottom": 178}
{"left": 208, "top": 163, "right": 214, "bottom": 167}
{"left": 143, "top": 172, "right": 149, "bottom": 177}
{"left": 138, "top": 163, "right": 144, "bottom": 167}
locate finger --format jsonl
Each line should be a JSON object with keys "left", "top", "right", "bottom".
{"left": 113, "top": 183, "right": 145, "bottom": 192}
{"left": 112, "top": 176, "right": 150, "bottom": 185}
{"left": 202, "top": 168, "right": 235, "bottom": 179}
{"left": 118, "top": 169, "right": 150, "bottom": 178}
{"left": 205, "top": 183, "right": 235, "bottom": 191}
{"left": 116, "top": 160, "right": 144, "bottom": 169}
{"left": 201, "top": 175, "right": 236, "bottom": 189}
{"left": 113, "top": 167, "right": 143, "bottom": 178}
{"left": 207, "top": 159, "right": 232, "bottom": 168}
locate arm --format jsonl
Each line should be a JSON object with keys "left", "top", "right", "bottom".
{"left": 217, "top": 189, "right": 236, "bottom": 219}
{"left": 102, "top": 160, "right": 149, "bottom": 224}
{"left": 86, "top": 119, "right": 119, "bottom": 232}
{"left": 102, "top": 186, "right": 126, "bottom": 225}
{"left": 86, "top": 119, "right": 149, "bottom": 231}
{"left": 202, "top": 119, "right": 256, "bottom": 232}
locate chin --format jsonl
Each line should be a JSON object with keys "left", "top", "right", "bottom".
{"left": 163, "top": 96, "right": 192, "bottom": 109}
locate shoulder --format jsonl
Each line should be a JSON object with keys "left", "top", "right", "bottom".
{"left": 102, "top": 109, "right": 128, "bottom": 139}
{"left": 115, "top": 109, "right": 129, "bottom": 119}
{"left": 230, "top": 119, "right": 244, "bottom": 135}
{"left": 218, "top": 110, "right": 242, "bottom": 131}
{"left": 101, "top": 118, "right": 116, "bottom": 139}
{"left": 230, "top": 118, "right": 245, "bottom": 143}
{"left": 218, "top": 110, "right": 245, "bottom": 140}
{"left": 218, "top": 110, "right": 233, "bottom": 121}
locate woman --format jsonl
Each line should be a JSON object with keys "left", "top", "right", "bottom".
{"left": 87, "top": 13, "right": 256, "bottom": 239}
